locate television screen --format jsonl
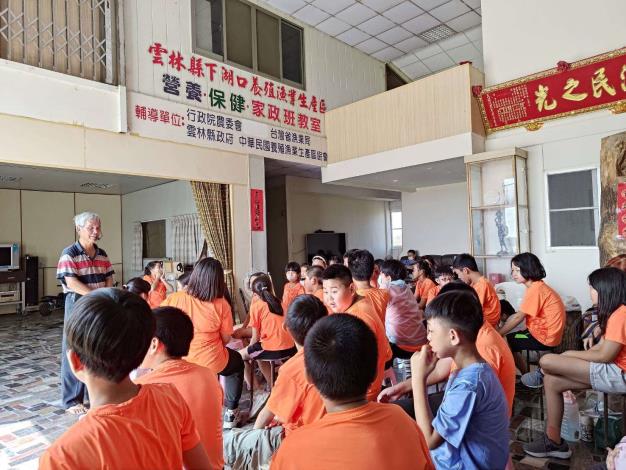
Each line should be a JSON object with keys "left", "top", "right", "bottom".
{"left": 305, "top": 233, "right": 346, "bottom": 263}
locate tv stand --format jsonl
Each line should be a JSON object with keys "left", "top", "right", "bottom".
{"left": 0, "top": 270, "right": 26, "bottom": 315}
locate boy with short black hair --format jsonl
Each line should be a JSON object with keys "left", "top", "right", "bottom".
{"left": 426, "top": 265, "right": 455, "bottom": 305}
{"left": 412, "top": 290, "right": 509, "bottom": 469}
{"left": 40, "top": 289, "right": 209, "bottom": 470}
{"left": 452, "top": 253, "right": 501, "bottom": 327}
{"left": 271, "top": 314, "right": 434, "bottom": 470}
{"left": 322, "top": 264, "right": 392, "bottom": 401}
{"left": 348, "top": 249, "right": 390, "bottom": 323}
{"left": 224, "top": 295, "right": 328, "bottom": 469}
{"left": 303, "top": 265, "right": 328, "bottom": 310}
{"left": 135, "top": 306, "right": 224, "bottom": 470}
{"left": 282, "top": 261, "right": 304, "bottom": 312}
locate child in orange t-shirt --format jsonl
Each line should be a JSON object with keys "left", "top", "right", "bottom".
{"left": 322, "top": 264, "right": 392, "bottom": 402}
{"left": 123, "top": 277, "right": 151, "bottom": 303}
{"left": 498, "top": 253, "right": 565, "bottom": 374}
{"left": 452, "top": 254, "right": 501, "bottom": 328}
{"left": 239, "top": 274, "right": 297, "bottom": 385}
{"left": 282, "top": 261, "right": 304, "bottom": 312}
{"left": 522, "top": 267, "right": 626, "bottom": 459}
{"left": 303, "top": 265, "right": 330, "bottom": 312}
{"left": 348, "top": 249, "right": 390, "bottom": 323}
{"left": 224, "top": 295, "right": 328, "bottom": 468}
{"left": 143, "top": 260, "right": 173, "bottom": 308}
{"left": 426, "top": 265, "right": 454, "bottom": 306}
{"left": 39, "top": 289, "right": 209, "bottom": 470}
{"left": 270, "top": 314, "right": 434, "bottom": 470}
{"left": 413, "top": 260, "right": 436, "bottom": 310}
{"left": 135, "top": 306, "right": 224, "bottom": 470}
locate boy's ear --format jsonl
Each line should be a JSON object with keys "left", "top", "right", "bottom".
{"left": 448, "top": 327, "right": 461, "bottom": 346}
{"left": 348, "top": 282, "right": 356, "bottom": 295}
{"left": 149, "top": 337, "right": 161, "bottom": 354}
{"left": 67, "top": 349, "right": 86, "bottom": 380}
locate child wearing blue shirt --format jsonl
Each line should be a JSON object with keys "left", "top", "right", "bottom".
{"left": 411, "top": 289, "right": 510, "bottom": 470}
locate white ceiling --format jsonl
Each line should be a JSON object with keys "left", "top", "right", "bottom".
{"left": 0, "top": 164, "right": 173, "bottom": 195}
{"left": 262, "top": 0, "right": 483, "bottom": 80}
{"left": 327, "top": 156, "right": 466, "bottom": 192}
{"left": 264, "top": 158, "right": 322, "bottom": 179}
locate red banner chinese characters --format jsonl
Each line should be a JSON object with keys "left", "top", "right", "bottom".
{"left": 477, "top": 48, "right": 626, "bottom": 133}
{"left": 618, "top": 181, "right": 626, "bottom": 239}
{"left": 250, "top": 189, "right": 264, "bottom": 231}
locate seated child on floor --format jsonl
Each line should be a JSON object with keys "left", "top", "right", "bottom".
{"left": 522, "top": 267, "right": 626, "bottom": 460}
{"left": 379, "top": 259, "right": 427, "bottom": 359}
{"left": 322, "top": 264, "right": 392, "bottom": 401}
{"left": 412, "top": 289, "right": 510, "bottom": 469}
{"left": 282, "top": 262, "right": 304, "bottom": 312}
{"left": 39, "top": 289, "right": 209, "bottom": 470}
{"left": 239, "top": 275, "right": 296, "bottom": 386}
{"left": 223, "top": 295, "right": 328, "bottom": 470}
{"left": 135, "top": 307, "right": 224, "bottom": 470}
{"left": 270, "top": 314, "right": 434, "bottom": 470}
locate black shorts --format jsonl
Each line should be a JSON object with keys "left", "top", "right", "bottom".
{"left": 506, "top": 329, "right": 554, "bottom": 352}
{"left": 247, "top": 342, "right": 297, "bottom": 360}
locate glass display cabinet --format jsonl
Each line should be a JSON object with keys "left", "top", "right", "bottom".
{"left": 465, "top": 148, "right": 529, "bottom": 282}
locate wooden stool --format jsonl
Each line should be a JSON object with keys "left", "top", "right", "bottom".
{"left": 248, "top": 357, "right": 290, "bottom": 407}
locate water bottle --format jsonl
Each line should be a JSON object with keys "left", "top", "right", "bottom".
{"left": 561, "top": 391, "right": 580, "bottom": 441}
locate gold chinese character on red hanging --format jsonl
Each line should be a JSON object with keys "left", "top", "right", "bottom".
{"left": 620, "top": 64, "right": 626, "bottom": 92}
{"left": 535, "top": 84, "right": 557, "bottom": 111}
{"left": 591, "top": 67, "right": 616, "bottom": 98}
{"left": 562, "top": 78, "right": 588, "bottom": 101}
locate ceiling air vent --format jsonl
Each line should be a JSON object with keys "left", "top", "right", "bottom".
{"left": 80, "top": 182, "right": 116, "bottom": 190}
{"left": 418, "top": 24, "right": 457, "bottom": 43}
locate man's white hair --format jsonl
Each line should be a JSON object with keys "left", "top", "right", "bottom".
{"left": 74, "top": 211, "right": 101, "bottom": 228}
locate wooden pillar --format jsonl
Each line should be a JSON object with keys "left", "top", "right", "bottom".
{"left": 598, "top": 131, "right": 626, "bottom": 265}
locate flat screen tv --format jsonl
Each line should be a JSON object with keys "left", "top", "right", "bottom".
{"left": 305, "top": 233, "right": 346, "bottom": 264}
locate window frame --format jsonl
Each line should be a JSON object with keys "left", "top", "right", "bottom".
{"left": 191, "top": 0, "right": 306, "bottom": 89}
{"left": 391, "top": 210, "right": 403, "bottom": 249}
{"left": 544, "top": 166, "right": 600, "bottom": 250}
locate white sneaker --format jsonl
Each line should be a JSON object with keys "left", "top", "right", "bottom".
{"left": 223, "top": 408, "right": 241, "bottom": 429}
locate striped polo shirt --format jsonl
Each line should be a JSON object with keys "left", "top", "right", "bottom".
{"left": 56, "top": 242, "right": 114, "bottom": 294}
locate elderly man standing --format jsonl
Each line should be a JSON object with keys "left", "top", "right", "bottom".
{"left": 56, "top": 212, "right": 114, "bottom": 414}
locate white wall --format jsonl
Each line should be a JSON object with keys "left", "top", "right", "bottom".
{"left": 124, "top": 0, "right": 384, "bottom": 113}
{"left": 401, "top": 182, "right": 469, "bottom": 256}
{"left": 285, "top": 176, "right": 393, "bottom": 262}
{"left": 121, "top": 180, "right": 197, "bottom": 282}
{"left": 484, "top": 109, "right": 626, "bottom": 310}
{"left": 249, "top": 156, "right": 267, "bottom": 272}
{"left": 482, "top": 0, "right": 626, "bottom": 86}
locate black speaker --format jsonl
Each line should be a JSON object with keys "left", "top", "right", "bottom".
{"left": 24, "top": 255, "right": 38, "bottom": 306}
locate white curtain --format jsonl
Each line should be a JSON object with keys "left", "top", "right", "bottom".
{"left": 171, "top": 214, "right": 205, "bottom": 265}
{"left": 132, "top": 222, "right": 143, "bottom": 272}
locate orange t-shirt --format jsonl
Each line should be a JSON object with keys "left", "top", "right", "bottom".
{"left": 345, "top": 298, "right": 392, "bottom": 402}
{"left": 520, "top": 280, "right": 565, "bottom": 347}
{"left": 356, "top": 288, "right": 390, "bottom": 323}
{"left": 452, "top": 322, "right": 516, "bottom": 416}
{"left": 161, "top": 291, "right": 233, "bottom": 373}
{"left": 266, "top": 349, "right": 326, "bottom": 435}
{"left": 39, "top": 383, "right": 200, "bottom": 470}
{"left": 143, "top": 274, "right": 167, "bottom": 308}
{"left": 134, "top": 360, "right": 224, "bottom": 470}
{"left": 282, "top": 282, "right": 305, "bottom": 312}
{"left": 270, "top": 402, "right": 434, "bottom": 470}
{"left": 426, "top": 285, "right": 442, "bottom": 305}
{"left": 472, "top": 276, "right": 501, "bottom": 328}
{"left": 415, "top": 278, "right": 436, "bottom": 301}
{"left": 313, "top": 289, "right": 332, "bottom": 314}
{"left": 249, "top": 300, "right": 295, "bottom": 351}
{"left": 605, "top": 305, "right": 626, "bottom": 371}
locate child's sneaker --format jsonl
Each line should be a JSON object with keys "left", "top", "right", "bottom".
{"left": 223, "top": 408, "right": 241, "bottom": 429}
{"left": 523, "top": 434, "right": 572, "bottom": 459}
{"left": 521, "top": 369, "right": 544, "bottom": 388}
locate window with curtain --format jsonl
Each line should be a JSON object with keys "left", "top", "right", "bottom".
{"left": 171, "top": 214, "right": 205, "bottom": 265}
